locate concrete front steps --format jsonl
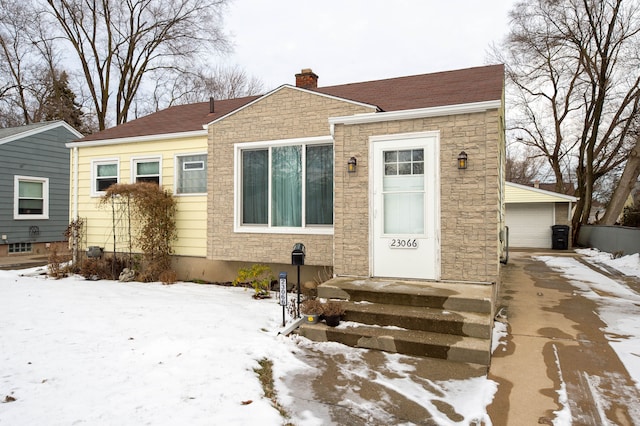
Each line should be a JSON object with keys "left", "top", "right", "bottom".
{"left": 298, "top": 277, "right": 495, "bottom": 365}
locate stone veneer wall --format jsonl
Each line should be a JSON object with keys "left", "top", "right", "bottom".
{"left": 333, "top": 109, "right": 503, "bottom": 284}
{"left": 207, "top": 84, "right": 504, "bottom": 284}
{"left": 207, "top": 87, "right": 373, "bottom": 266}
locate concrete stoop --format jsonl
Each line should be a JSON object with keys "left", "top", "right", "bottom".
{"left": 298, "top": 277, "right": 494, "bottom": 365}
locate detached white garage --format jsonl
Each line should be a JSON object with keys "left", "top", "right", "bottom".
{"left": 505, "top": 182, "right": 578, "bottom": 249}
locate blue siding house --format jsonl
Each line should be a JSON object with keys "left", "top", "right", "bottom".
{"left": 0, "top": 121, "right": 82, "bottom": 257}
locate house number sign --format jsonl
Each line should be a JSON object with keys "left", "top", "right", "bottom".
{"left": 389, "top": 238, "right": 419, "bottom": 249}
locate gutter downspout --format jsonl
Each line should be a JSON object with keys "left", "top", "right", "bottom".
{"left": 72, "top": 146, "right": 79, "bottom": 265}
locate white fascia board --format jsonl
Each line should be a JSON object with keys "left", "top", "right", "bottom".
{"left": 1, "top": 121, "right": 83, "bottom": 145}
{"left": 506, "top": 181, "right": 579, "bottom": 202}
{"left": 329, "top": 100, "right": 502, "bottom": 134}
{"left": 206, "top": 85, "right": 379, "bottom": 127}
{"left": 66, "top": 129, "right": 207, "bottom": 148}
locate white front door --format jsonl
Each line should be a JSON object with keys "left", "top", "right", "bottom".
{"left": 371, "top": 133, "right": 440, "bottom": 280}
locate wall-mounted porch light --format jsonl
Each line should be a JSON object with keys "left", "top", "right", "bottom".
{"left": 457, "top": 151, "right": 468, "bottom": 169}
{"left": 347, "top": 156, "right": 357, "bottom": 173}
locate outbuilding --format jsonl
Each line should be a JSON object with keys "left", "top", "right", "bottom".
{"left": 505, "top": 182, "right": 578, "bottom": 249}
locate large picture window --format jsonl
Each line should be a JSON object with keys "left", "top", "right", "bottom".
{"left": 176, "top": 153, "right": 207, "bottom": 194}
{"left": 14, "top": 176, "right": 49, "bottom": 220}
{"left": 238, "top": 140, "right": 333, "bottom": 232}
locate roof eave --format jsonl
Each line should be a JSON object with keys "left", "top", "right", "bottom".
{"left": 1, "top": 121, "right": 83, "bottom": 146}
{"left": 66, "top": 129, "right": 208, "bottom": 148}
{"left": 506, "top": 181, "right": 579, "bottom": 202}
{"left": 329, "top": 99, "right": 502, "bottom": 132}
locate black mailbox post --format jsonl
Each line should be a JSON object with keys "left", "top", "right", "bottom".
{"left": 292, "top": 243, "right": 305, "bottom": 317}
{"left": 292, "top": 243, "right": 305, "bottom": 265}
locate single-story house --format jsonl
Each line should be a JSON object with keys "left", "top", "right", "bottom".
{"left": 67, "top": 65, "right": 506, "bottom": 285}
{"left": 0, "top": 121, "right": 82, "bottom": 257}
{"left": 505, "top": 181, "right": 578, "bottom": 249}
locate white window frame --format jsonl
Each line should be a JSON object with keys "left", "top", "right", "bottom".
{"left": 174, "top": 152, "right": 207, "bottom": 196}
{"left": 14, "top": 175, "right": 49, "bottom": 220}
{"left": 91, "top": 158, "right": 120, "bottom": 197}
{"left": 234, "top": 136, "right": 334, "bottom": 235}
{"left": 131, "top": 156, "right": 162, "bottom": 186}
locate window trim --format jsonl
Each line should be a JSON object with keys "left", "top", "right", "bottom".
{"left": 14, "top": 175, "right": 49, "bottom": 220}
{"left": 91, "top": 158, "right": 120, "bottom": 197}
{"left": 234, "top": 136, "right": 334, "bottom": 235}
{"left": 131, "top": 155, "right": 162, "bottom": 186}
{"left": 174, "top": 152, "right": 207, "bottom": 196}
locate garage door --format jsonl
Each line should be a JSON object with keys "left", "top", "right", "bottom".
{"left": 506, "top": 203, "right": 554, "bottom": 248}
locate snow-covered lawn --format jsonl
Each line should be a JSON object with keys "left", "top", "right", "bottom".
{"left": 0, "top": 268, "right": 496, "bottom": 425}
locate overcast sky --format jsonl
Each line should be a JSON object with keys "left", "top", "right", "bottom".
{"left": 220, "top": 0, "right": 517, "bottom": 90}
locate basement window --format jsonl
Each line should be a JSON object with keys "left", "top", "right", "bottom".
{"left": 8, "top": 242, "right": 32, "bottom": 254}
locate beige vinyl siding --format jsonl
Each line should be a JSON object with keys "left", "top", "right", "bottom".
{"left": 76, "top": 136, "right": 208, "bottom": 256}
{"left": 505, "top": 183, "right": 574, "bottom": 203}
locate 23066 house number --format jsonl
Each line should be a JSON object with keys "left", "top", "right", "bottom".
{"left": 389, "top": 238, "right": 419, "bottom": 249}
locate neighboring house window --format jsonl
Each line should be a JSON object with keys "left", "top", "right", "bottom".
{"left": 238, "top": 140, "right": 333, "bottom": 232}
{"left": 8, "top": 242, "right": 32, "bottom": 253}
{"left": 176, "top": 153, "right": 207, "bottom": 194}
{"left": 132, "top": 157, "right": 161, "bottom": 185}
{"left": 92, "top": 159, "right": 119, "bottom": 195}
{"left": 14, "top": 176, "right": 49, "bottom": 220}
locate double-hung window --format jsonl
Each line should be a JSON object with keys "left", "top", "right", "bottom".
{"left": 133, "top": 157, "right": 161, "bottom": 185}
{"left": 92, "top": 159, "right": 119, "bottom": 195}
{"left": 237, "top": 138, "right": 333, "bottom": 233}
{"left": 14, "top": 176, "right": 49, "bottom": 220}
{"left": 176, "top": 153, "right": 207, "bottom": 194}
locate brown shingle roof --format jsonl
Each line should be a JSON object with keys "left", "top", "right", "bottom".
{"left": 317, "top": 64, "right": 504, "bottom": 112}
{"left": 80, "top": 96, "right": 260, "bottom": 142}
{"left": 78, "top": 64, "right": 503, "bottom": 143}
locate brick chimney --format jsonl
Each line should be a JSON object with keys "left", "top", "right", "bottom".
{"left": 295, "top": 68, "right": 318, "bottom": 89}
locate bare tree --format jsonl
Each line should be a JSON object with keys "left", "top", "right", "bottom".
{"left": 0, "top": 0, "right": 42, "bottom": 125}
{"left": 506, "top": 145, "right": 545, "bottom": 185}
{"left": 145, "top": 65, "right": 265, "bottom": 113}
{"left": 44, "top": 0, "right": 232, "bottom": 130}
{"left": 497, "top": 0, "right": 640, "bottom": 242}
{"left": 0, "top": 0, "right": 87, "bottom": 129}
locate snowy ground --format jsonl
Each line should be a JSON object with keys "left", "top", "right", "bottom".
{"left": 1, "top": 249, "right": 638, "bottom": 425}
{"left": 0, "top": 268, "right": 495, "bottom": 425}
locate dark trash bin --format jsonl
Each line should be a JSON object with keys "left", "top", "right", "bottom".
{"left": 551, "top": 225, "right": 569, "bottom": 250}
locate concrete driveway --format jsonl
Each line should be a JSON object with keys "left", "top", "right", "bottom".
{"left": 488, "top": 250, "right": 640, "bottom": 425}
